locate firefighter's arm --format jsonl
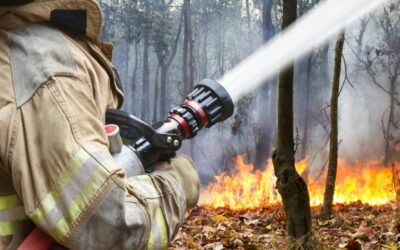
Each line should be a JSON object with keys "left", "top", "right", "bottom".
{"left": 10, "top": 76, "right": 200, "bottom": 249}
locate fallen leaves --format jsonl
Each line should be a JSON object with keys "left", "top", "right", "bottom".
{"left": 169, "top": 202, "right": 400, "bottom": 249}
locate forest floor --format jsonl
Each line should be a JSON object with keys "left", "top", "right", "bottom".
{"left": 168, "top": 202, "right": 399, "bottom": 250}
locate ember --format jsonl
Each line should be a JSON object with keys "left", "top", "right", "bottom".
{"left": 200, "top": 156, "right": 398, "bottom": 210}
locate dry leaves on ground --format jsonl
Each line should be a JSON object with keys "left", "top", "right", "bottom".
{"left": 168, "top": 202, "right": 400, "bottom": 250}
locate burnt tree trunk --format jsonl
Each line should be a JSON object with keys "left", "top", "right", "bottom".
{"left": 322, "top": 31, "right": 345, "bottom": 219}
{"left": 272, "top": 0, "right": 312, "bottom": 248}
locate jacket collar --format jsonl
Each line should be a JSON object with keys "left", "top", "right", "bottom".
{"left": 0, "top": 0, "right": 103, "bottom": 42}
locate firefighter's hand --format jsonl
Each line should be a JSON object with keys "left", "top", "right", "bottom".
{"left": 157, "top": 151, "right": 176, "bottom": 162}
{"left": 152, "top": 154, "right": 200, "bottom": 209}
{"left": 154, "top": 161, "right": 170, "bottom": 171}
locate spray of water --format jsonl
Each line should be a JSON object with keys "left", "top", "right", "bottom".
{"left": 219, "top": 0, "right": 385, "bottom": 103}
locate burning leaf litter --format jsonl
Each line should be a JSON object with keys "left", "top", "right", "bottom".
{"left": 200, "top": 156, "right": 398, "bottom": 210}
{"left": 169, "top": 203, "right": 400, "bottom": 249}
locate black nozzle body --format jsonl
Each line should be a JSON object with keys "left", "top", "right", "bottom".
{"left": 188, "top": 79, "right": 234, "bottom": 126}
{"left": 168, "top": 79, "right": 234, "bottom": 139}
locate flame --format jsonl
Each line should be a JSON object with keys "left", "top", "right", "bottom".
{"left": 200, "top": 156, "right": 398, "bottom": 210}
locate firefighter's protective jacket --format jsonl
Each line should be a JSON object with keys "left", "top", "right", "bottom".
{"left": 0, "top": 1, "right": 200, "bottom": 249}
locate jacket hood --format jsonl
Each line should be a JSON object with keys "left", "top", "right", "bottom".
{"left": 0, "top": 0, "right": 103, "bottom": 42}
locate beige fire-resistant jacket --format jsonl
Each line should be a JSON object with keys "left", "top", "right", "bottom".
{"left": 0, "top": 1, "right": 200, "bottom": 249}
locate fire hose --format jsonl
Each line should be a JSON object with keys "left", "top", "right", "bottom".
{"left": 18, "top": 79, "right": 234, "bottom": 249}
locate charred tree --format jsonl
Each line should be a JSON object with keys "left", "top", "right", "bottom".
{"left": 272, "top": 0, "right": 312, "bottom": 248}
{"left": 322, "top": 31, "right": 345, "bottom": 219}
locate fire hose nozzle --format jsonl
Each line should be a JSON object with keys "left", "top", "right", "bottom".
{"left": 106, "top": 79, "right": 234, "bottom": 169}
{"left": 168, "top": 79, "right": 234, "bottom": 139}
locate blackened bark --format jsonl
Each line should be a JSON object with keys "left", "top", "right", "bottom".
{"left": 272, "top": 0, "right": 313, "bottom": 248}
{"left": 322, "top": 31, "right": 345, "bottom": 219}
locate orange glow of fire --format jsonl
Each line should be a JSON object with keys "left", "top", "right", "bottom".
{"left": 199, "top": 156, "right": 398, "bottom": 210}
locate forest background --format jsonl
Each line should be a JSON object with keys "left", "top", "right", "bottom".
{"left": 99, "top": 0, "right": 400, "bottom": 184}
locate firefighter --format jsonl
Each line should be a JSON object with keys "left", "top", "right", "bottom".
{"left": 0, "top": 0, "right": 200, "bottom": 249}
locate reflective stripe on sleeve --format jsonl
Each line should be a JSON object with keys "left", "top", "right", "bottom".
{"left": 127, "top": 175, "right": 168, "bottom": 250}
{"left": 29, "top": 147, "right": 118, "bottom": 242}
{"left": 0, "top": 195, "right": 28, "bottom": 237}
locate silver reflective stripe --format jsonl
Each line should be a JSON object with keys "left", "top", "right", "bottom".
{"left": 30, "top": 147, "right": 117, "bottom": 242}
{"left": 9, "top": 24, "right": 76, "bottom": 107}
{"left": 42, "top": 153, "right": 110, "bottom": 231}
{"left": 128, "top": 176, "right": 168, "bottom": 249}
{"left": 0, "top": 206, "right": 25, "bottom": 221}
{"left": 70, "top": 185, "right": 147, "bottom": 250}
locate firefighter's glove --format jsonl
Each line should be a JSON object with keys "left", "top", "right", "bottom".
{"left": 154, "top": 154, "right": 200, "bottom": 208}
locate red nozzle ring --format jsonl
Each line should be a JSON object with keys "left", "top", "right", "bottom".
{"left": 183, "top": 100, "right": 208, "bottom": 128}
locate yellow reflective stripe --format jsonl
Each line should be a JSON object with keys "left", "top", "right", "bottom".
{"left": 155, "top": 206, "right": 168, "bottom": 247}
{"left": 30, "top": 148, "right": 114, "bottom": 242}
{"left": 129, "top": 176, "right": 169, "bottom": 249}
{"left": 0, "top": 195, "right": 28, "bottom": 237}
{"left": 0, "top": 195, "right": 23, "bottom": 210}
{"left": 51, "top": 166, "right": 108, "bottom": 241}
{"left": 30, "top": 150, "right": 89, "bottom": 225}
{"left": 0, "top": 221, "right": 18, "bottom": 236}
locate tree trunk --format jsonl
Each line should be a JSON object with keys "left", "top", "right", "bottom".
{"left": 153, "top": 65, "right": 161, "bottom": 123}
{"left": 141, "top": 28, "right": 150, "bottom": 122}
{"left": 188, "top": 1, "right": 194, "bottom": 91}
{"left": 322, "top": 31, "right": 345, "bottom": 219}
{"left": 183, "top": 0, "right": 192, "bottom": 94}
{"left": 245, "top": 0, "right": 253, "bottom": 52}
{"left": 299, "top": 56, "right": 312, "bottom": 160}
{"left": 201, "top": 7, "right": 208, "bottom": 79}
{"left": 159, "top": 64, "right": 169, "bottom": 119}
{"left": 272, "top": 0, "right": 313, "bottom": 248}
{"left": 131, "top": 42, "right": 139, "bottom": 114}
{"left": 255, "top": 0, "right": 275, "bottom": 169}
{"left": 124, "top": 42, "right": 131, "bottom": 91}
{"left": 384, "top": 81, "right": 396, "bottom": 166}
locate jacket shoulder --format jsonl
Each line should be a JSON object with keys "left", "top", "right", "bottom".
{"left": 9, "top": 24, "right": 77, "bottom": 107}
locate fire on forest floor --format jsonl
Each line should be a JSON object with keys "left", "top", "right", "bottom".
{"left": 169, "top": 203, "right": 400, "bottom": 249}
{"left": 199, "top": 156, "right": 399, "bottom": 210}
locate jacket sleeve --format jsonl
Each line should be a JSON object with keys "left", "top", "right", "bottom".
{"left": 10, "top": 76, "right": 200, "bottom": 250}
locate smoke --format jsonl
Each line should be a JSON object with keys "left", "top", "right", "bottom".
{"left": 219, "top": 0, "right": 386, "bottom": 102}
